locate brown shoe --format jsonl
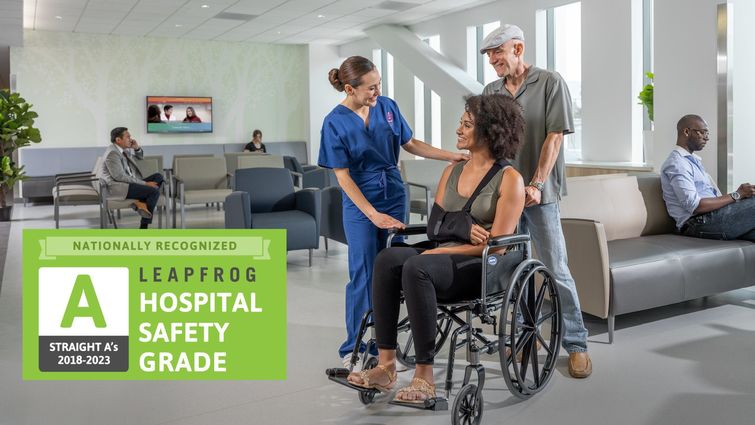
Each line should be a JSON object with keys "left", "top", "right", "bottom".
{"left": 131, "top": 201, "right": 152, "bottom": 219}
{"left": 568, "top": 352, "right": 592, "bottom": 378}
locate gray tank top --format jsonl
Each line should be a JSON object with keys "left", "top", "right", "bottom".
{"left": 439, "top": 161, "right": 507, "bottom": 247}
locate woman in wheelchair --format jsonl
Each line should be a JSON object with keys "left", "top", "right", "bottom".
{"left": 347, "top": 94, "right": 526, "bottom": 402}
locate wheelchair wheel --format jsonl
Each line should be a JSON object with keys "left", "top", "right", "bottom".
{"left": 359, "top": 390, "right": 375, "bottom": 405}
{"left": 452, "top": 384, "right": 482, "bottom": 425}
{"left": 396, "top": 313, "right": 453, "bottom": 369}
{"left": 358, "top": 356, "right": 379, "bottom": 405}
{"left": 499, "top": 259, "right": 562, "bottom": 399}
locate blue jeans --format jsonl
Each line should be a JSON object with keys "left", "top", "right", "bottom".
{"left": 682, "top": 196, "right": 755, "bottom": 241}
{"left": 520, "top": 202, "right": 588, "bottom": 353}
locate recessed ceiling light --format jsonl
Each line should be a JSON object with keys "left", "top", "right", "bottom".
{"left": 175, "top": 24, "right": 183, "bottom": 27}
{"left": 55, "top": 16, "right": 62, "bottom": 20}
{"left": 276, "top": 31, "right": 281, "bottom": 34}
{"left": 201, "top": 4, "right": 209, "bottom": 8}
{"left": 317, "top": 14, "right": 325, "bottom": 18}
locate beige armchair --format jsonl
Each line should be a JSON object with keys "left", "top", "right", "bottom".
{"left": 173, "top": 156, "right": 232, "bottom": 228}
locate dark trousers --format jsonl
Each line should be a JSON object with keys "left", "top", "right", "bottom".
{"left": 126, "top": 173, "right": 164, "bottom": 226}
{"left": 682, "top": 196, "right": 755, "bottom": 242}
{"left": 371, "top": 247, "right": 481, "bottom": 365}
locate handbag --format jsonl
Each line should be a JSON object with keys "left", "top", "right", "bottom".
{"left": 427, "top": 160, "right": 510, "bottom": 243}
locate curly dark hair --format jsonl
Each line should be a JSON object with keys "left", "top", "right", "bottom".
{"left": 464, "top": 94, "right": 525, "bottom": 160}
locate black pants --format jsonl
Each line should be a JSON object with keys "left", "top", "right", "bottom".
{"left": 372, "top": 247, "right": 482, "bottom": 365}
{"left": 126, "top": 173, "right": 164, "bottom": 226}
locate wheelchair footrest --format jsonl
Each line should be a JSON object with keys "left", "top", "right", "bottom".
{"left": 325, "top": 368, "right": 380, "bottom": 396}
{"left": 389, "top": 397, "right": 448, "bottom": 411}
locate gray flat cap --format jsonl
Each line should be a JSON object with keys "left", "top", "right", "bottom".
{"left": 479, "top": 24, "right": 524, "bottom": 54}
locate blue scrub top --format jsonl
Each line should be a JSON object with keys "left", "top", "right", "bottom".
{"left": 318, "top": 96, "right": 412, "bottom": 210}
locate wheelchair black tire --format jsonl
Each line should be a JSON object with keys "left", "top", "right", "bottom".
{"left": 358, "top": 357, "right": 380, "bottom": 405}
{"left": 499, "top": 259, "right": 563, "bottom": 399}
{"left": 452, "top": 384, "right": 482, "bottom": 425}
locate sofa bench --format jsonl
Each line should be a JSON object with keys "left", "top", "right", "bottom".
{"left": 559, "top": 173, "right": 755, "bottom": 343}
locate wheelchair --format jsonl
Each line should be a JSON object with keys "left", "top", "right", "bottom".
{"left": 326, "top": 224, "right": 564, "bottom": 424}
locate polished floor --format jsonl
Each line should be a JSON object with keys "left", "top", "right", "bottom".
{"left": 1, "top": 204, "right": 754, "bottom": 425}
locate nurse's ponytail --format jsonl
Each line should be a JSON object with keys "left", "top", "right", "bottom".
{"left": 328, "top": 68, "right": 344, "bottom": 92}
{"left": 328, "top": 56, "right": 376, "bottom": 92}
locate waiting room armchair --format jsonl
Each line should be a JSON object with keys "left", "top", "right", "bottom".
{"left": 225, "top": 167, "right": 321, "bottom": 266}
{"left": 283, "top": 156, "right": 335, "bottom": 189}
{"left": 319, "top": 185, "right": 346, "bottom": 253}
{"left": 173, "top": 156, "right": 232, "bottom": 228}
{"left": 52, "top": 157, "right": 104, "bottom": 228}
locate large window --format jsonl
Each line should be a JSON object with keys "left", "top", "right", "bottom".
{"left": 372, "top": 49, "right": 394, "bottom": 98}
{"left": 631, "top": 0, "right": 653, "bottom": 163}
{"left": 415, "top": 35, "right": 442, "bottom": 149}
{"left": 467, "top": 21, "right": 501, "bottom": 85}
{"left": 544, "top": 2, "right": 582, "bottom": 161}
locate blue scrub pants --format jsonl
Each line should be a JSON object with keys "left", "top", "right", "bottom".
{"left": 338, "top": 195, "right": 406, "bottom": 358}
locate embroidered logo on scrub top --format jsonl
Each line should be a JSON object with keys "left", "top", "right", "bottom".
{"left": 386, "top": 111, "right": 394, "bottom": 123}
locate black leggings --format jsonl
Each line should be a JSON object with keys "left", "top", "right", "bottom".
{"left": 372, "top": 247, "right": 482, "bottom": 365}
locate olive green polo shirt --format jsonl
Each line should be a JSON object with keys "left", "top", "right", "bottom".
{"left": 482, "top": 66, "right": 574, "bottom": 204}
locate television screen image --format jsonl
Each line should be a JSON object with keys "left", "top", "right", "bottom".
{"left": 146, "top": 96, "right": 213, "bottom": 133}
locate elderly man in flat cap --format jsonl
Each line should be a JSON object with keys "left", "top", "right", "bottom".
{"left": 480, "top": 24, "right": 592, "bottom": 378}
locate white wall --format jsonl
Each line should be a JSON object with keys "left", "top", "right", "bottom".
{"left": 10, "top": 30, "right": 308, "bottom": 149}
{"left": 307, "top": 43, "right": 344, "bottom": 165}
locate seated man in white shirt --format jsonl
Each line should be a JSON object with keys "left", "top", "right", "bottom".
{"left": 660, "top": 114, "right": 755, "bottom": 241}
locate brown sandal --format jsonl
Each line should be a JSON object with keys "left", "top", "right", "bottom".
{"left": 347, "top": 364, "right": 397, "bottom": 392}
{"left": 394, "top": 377, "right": 436, "bottom": 404}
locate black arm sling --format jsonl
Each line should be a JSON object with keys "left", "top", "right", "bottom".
{"left": 427, "top": 160, "right": 511, "bottom": 243}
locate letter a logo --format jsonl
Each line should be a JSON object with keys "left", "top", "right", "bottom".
{"left": 60, "top": 274, "right": 107, "bottom": 328}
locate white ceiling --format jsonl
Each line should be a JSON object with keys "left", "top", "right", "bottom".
{"left": 20, "top": 0, "right": 496, "bottom": 45}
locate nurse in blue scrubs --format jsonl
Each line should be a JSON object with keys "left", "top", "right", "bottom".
{"left": 319, "top": 56, "right": 467, "bottom": 365}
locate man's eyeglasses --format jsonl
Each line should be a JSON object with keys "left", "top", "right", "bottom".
{"left": 688, "top": 128, "right": 710, "bottom": 137}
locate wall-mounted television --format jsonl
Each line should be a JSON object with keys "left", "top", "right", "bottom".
{"left": 146, "top": 96, "right": 213, "bottom": 133}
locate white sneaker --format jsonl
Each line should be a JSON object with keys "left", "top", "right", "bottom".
{"left": 342, "top": 354, "right": 360, "bottom": 371}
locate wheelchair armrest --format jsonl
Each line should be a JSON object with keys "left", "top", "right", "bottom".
{"left": 388, "top": 224, "right": 428, "bottom": 236}
{"left": 486, "top": 233, "right": 530, "bottom": 248}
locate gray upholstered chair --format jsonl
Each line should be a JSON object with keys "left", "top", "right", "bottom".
{"left": 224, "top": 152, "right": 269, "bottom": 179}
{"left": 320, "top": 186, "right": 346, "bottom": 253}
{"left": 52, "top": 157, "right": 104, "bottom": 228}
{"left": 235, "top": 154, "right": 301, "bottom": 189}
{"left": 168, "top": 154, "right": 215, "bottom": 210}
{"left": 133, "top": 155, "right": 164, "bottom": 177}
{"left": 173, "top": 156, "right": 232, "bottom": 228}
{"left": 283, "top": 156, "right": 334, "bottom": 189}
{"left": 225, "top": 167, "right": 321, "bottom": 266}
{"left": 400, "top": 159, "right": 448, "bottom": 219}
